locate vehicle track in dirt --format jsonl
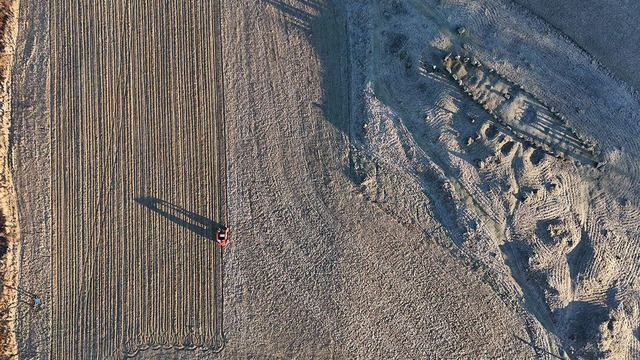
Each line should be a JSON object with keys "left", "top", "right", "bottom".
{"left": 50, "top": 0, "right": 226, "bottom": 357}
{"left": 443, "top": 54, "right": 600, "bottom": 168}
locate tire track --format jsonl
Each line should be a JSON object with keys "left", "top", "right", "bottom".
{"left": 444, "top": 54, "right": 600, "bottom": 168}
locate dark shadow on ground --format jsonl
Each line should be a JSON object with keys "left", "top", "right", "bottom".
{"left": 535, "top": 218, "right": 561, "bottom": 245}
{"left": 445, "top": 57, "right": 599, "bottom": 168}
{"left": 500, "top": 241, "right": 555, "bottom": 326}
{"left": 567, "top": 230, "right": 594, "bottom": 291}
{"left": 134, "top": 197, "right": 222, "bottom": 240}
{"left": 555, "top": 300, "right": 609, "bottom": 359}
{"left": 264, "top": 0, "right": 350, "bottom": 135}
{"left": 264, "top": 0, "right": 368, "bottom": 198}
{"left": 514, "top": 335, "right": 566, "bottom": 359}
{"left": 0, "top": 210, "right": 7, "bottom": 259}
{"left": 501, "top": 236, "right": 612, "bottom": 359}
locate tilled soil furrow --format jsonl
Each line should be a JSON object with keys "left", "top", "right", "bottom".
{"left": 51, "top": 0, "right": 225, "bottom": 357}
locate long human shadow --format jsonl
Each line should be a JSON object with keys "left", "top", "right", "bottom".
{"left": 134, "top": 197, "right": 221, "bottom": 240}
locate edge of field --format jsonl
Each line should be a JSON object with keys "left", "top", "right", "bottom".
{"left": 0, "top": 0, "right": 20, "bottom": 358}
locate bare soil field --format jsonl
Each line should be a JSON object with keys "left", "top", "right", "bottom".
{"left": 443, "top": 54, "right": 600, "bottom": 168}
{"left": 512, "top": 0, "right": 640, "bottom": 91}
{"left": 219, "top": 0, "right": 541, "bottom": 358}
{"left": 345, "top": 0, "right": 640, "bottom": 358}
{"left": 50, "top": 0, "right": 226, "bottom": 357}
{"left": 6, "top": 0, "right": 640, "bottom": 359}
{"left": 13, "top": 0, "right": 226, "bottom": 358}
{"left": 11, "top": 0, "right": 51, "bottom": 356}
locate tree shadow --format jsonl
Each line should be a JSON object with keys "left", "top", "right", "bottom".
{"left": 263, "top": 0, "right": 320, "bottom": 33}
{"left": 264, "top": 0, "right": 350, "bottom": 135}
{"left": 134, "top": 197, "right": 222, "bottom": 240}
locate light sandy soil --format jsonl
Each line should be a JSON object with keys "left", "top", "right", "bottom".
{"left": 7, "top": 0, "right": 640, "bottom": 359}
{"left": 223, "top": 0, "right": 640, "bottom": 358}
{"left": 0, "top": 0, "right": 21, "bottom": 358}
{"left": 219, "top": 0, "right": 540, "bottom": 357}
{"left": 344, "top": 0, "right": 640, "bottom": 358}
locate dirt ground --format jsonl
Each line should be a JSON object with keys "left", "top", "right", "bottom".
{"left": 512, "top": 0, "right": 640, "bottom": 91}
{"left": 341, "top": 0, "right": 640, "bottom": 358}
{"left": 49, "top": 0, "right": 225, "bottom": 357}
{"left": 12, "top": 0, "right": 226, "bottom": 358}
{"left": 222, "top": 0, "right": 640, "bottom": 358}
{"left": 0, "top": 0, "right": 21, "bottom": 358}
{"left": 11, "top": 0, "right": 51, "bottom": 356}
{"left": 6, "top": 0, "right": 640, "bottom": 359}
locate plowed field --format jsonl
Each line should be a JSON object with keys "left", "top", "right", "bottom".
{"left": 50, "top": 0, "right": 226, "bottom": 357}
